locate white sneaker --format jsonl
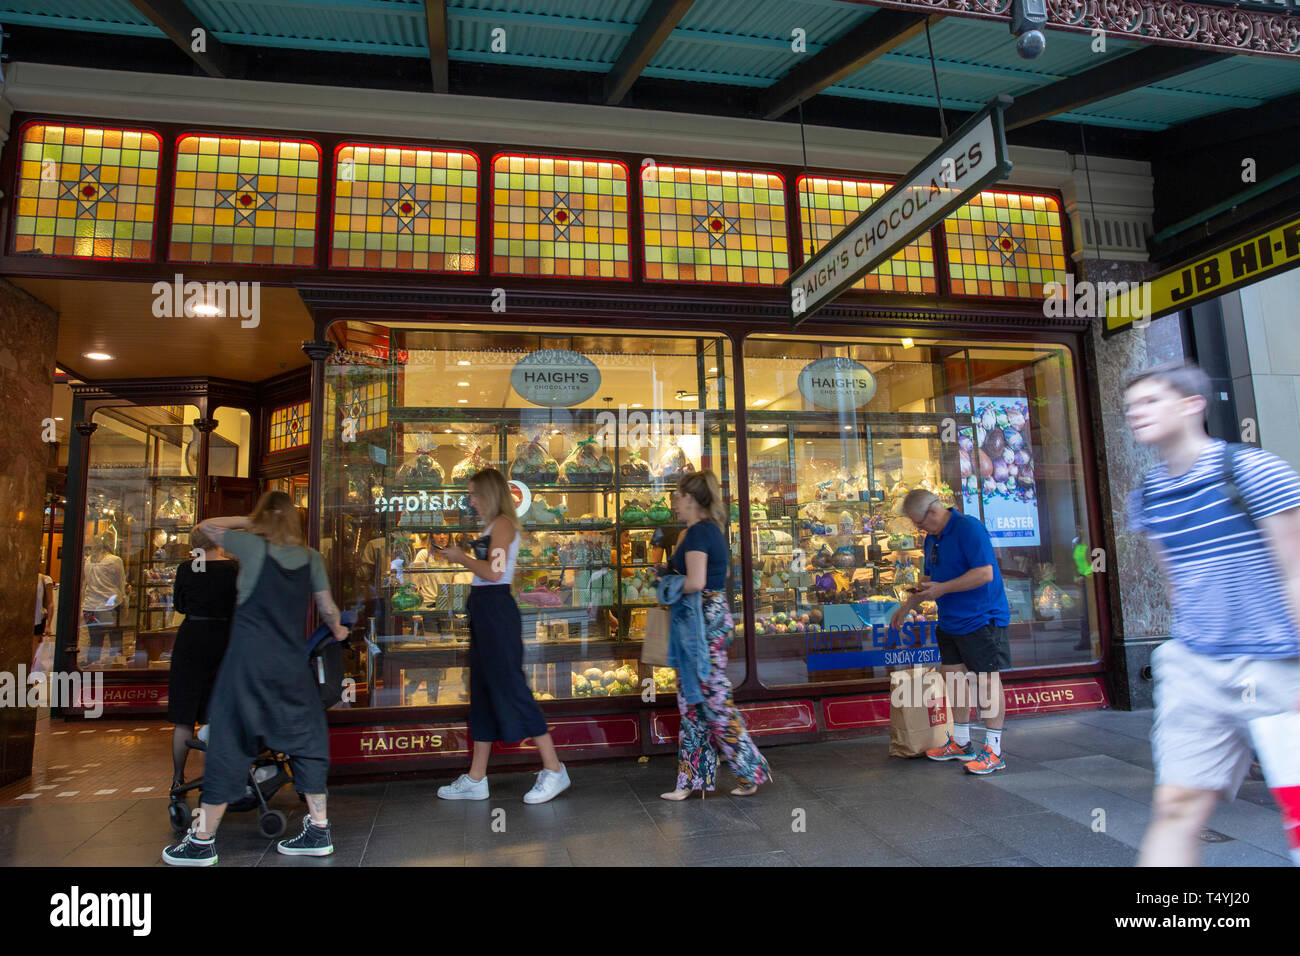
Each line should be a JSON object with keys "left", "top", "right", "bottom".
{"left": 437, "top": 773, "right": 489, "bottom": 800}
{"left": 523, "top": 764, "right": 570, "bottom": 804}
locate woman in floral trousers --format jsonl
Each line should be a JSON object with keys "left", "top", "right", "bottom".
{"left": 661, "top": 472, "right": 771, "bottom": 799}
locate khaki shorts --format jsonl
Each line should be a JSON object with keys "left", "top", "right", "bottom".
{"left": 1151, "top": 638, "right": 1300, "bottom": 797}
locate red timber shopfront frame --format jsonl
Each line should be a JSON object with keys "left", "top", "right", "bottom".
{"left": 3, "top": 111, "right": 1112, "bottom": 771}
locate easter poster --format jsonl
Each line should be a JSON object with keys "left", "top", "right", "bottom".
{"left": 954, "top": 396, "right": 1041, "bottom": 548}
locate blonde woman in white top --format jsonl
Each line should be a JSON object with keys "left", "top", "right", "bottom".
{"left": 437, "top": 467, "right": 570, "bottom": 804}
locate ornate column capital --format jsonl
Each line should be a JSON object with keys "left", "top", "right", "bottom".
{"left": 302, "top": 340, "right": 336, "bottom": 363}
{"left": 74, "top": 421, "right": 98, "bottom": 438}
{"left": 192, "top": 417, "right": 219, "bottom": 434}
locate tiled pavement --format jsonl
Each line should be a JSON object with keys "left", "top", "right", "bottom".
{"left": 0, "top": 709, "right": 1291, "bottom": 866}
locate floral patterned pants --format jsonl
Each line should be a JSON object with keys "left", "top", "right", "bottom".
{"left": 676, "top": 592, "right": 771, "bottom": 792}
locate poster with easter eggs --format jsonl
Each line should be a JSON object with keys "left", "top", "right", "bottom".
{"left": 954, "top": 396, "right": 1041, "bottom": 547}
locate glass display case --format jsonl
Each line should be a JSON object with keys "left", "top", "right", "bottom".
{"left": 321, "top": 325, "right": 740, "bottom": 708}
{"left": 79, "top": 405, "right": 243, "bottom": 672}
{"left": 742, "top": 335, "right": 1101, "bottom": 688}
{"left": 80, "top": 406, "right": 201, "bottom": 670}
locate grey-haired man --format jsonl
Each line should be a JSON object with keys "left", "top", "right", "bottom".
{"left": 891, "top": 489, "right": 1012, "bottom": 774}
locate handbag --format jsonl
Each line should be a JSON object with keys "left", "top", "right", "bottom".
{"left": 640, "top": 606, "right": 670, "bottom": 666}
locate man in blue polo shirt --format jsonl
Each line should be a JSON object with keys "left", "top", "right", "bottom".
{"left": 891, "top": 489, "right": 1011, "bottom": 774}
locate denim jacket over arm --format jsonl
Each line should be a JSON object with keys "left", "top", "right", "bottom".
{"left": 658, "top": 573, "right": 708, "bottom": 706}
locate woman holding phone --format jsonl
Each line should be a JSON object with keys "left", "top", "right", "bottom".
{"left": 436, "top": 467, "right": 570, "bottom": 804}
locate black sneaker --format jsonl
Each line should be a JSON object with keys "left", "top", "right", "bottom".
{"left": 277, "top": 817, "right": 334, "bottom": 857}
{"left": 162, "top": 831, "right": 218, "bottom": 867}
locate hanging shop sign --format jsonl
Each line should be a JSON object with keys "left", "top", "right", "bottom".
{"left": 510, "top": 349, "right": 601, "bottom": 407}
{"left": 797, "top": 356, "right": 877, "bottom": 410}
{"left": 1105, "top": 215, "right": 1300, "bottom": 333}
{"left": 788, "top": 95, "right": 1014, "bottom": 323}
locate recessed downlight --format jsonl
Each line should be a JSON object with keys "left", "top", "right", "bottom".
{"left": 191, "top": 304, "right": 222, "bottom": 317}
{"left": 83, "top": 352, "right": 114, "bottom": 361}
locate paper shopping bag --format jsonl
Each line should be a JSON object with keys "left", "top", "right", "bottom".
{"left": 888, "top": 666, "right": 952, "bottom": 758}
{"left": 640, "top": 607, "right": 670, "bottom": 666}
{"left": 1248, "top": 712, "right": 1300, "bottom": 865}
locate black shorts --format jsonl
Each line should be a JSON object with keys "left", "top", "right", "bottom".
{"left": 936, "top": 623, "right": 1010, "bottom": 674}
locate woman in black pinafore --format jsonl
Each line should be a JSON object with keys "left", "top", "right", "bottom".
{"left": 162, "top": 492, "right": 348, "bottom": 867}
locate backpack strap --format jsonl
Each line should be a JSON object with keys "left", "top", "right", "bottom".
{"left": 1220, "top": 442, "right": 1257, "bottom": 529}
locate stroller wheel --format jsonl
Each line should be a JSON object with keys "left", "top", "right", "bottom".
{"left": 168, "top": 800, "right": 190, "bottom": 835}
{"left": 259, "top": 810, "right": 287, "bottom": 839}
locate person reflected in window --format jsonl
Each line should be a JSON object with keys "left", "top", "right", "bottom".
{"left": 81, "top": 531, "right": 126, "bottom": 666}
{"left": 661, "top": 471, "right": 771, "bottom": 800}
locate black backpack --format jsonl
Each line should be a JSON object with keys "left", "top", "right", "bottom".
{"left": 1140, "top": 442, "right": 1256, "bottom": 528}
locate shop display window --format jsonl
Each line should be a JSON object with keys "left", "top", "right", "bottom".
{"left": 170, "top": 134, "right": 320, "bottom": 267}
{"left": 321, "top": 324, "right": 740, "bottom": 708}
{"left": 742, "top": 335, "right": 1100, "bottom": 689}
{"left": 796, "top": 175, "right": 937, "bottom": 295}
{"left": 943, "top": 190, "right": 1067, "bottom": 298}
{"left": 491, "top": 154, "right": 630, "bottom": 279}
{"left": 331, "top": 143, "right": 479, "bottom": 272}
{"left": 641, "top": 165, "right": 789, "bottom": 285}
{"left": 14, "top": 123, "right": 160, "bottom": 260}
{"left": 81, "top": 405, "right": 202, "bottom": 671}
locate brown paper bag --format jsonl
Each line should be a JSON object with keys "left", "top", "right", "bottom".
{"left": 641, "top": 607, "right": 670, "bottom": 666}
{"left": 888, "top": 666, "right": 953, "bottom": 758}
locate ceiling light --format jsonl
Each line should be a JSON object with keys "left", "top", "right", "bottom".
{"left": 457, "top": 381, "right": 469, "bottom": 387}
{"left": 901, "top": 337, "right": 915, "bottom": 349}
{"left": 844, "top": 425, "right": 853, "bottom": 431}
{"left": 751, "top": 398, "right": 768, "bottom": 406}
{"left": 54, "top": 417, "right": 64, "bottom": 422}
{"left": 458, "top": 399, "right": 468, "bottom": 404}
{"left": 457, "top": 360, "right": 470, "bottom": 366}
{"left": 760, "top": 425, "right": 770, "bottom": 430}
{"left": 631, "top": 403, "right": 643, "bottom": 408}
{"left": 191, "top": 303, "right": 221, "bottom": 317}
{"left": 83, "top": 352, "right": 114, "bottom": 361}
{"left": 709, "top": 367, "right": 717, "bottom": 373}
{"left": 444, "top": 428, "right": 453, "bottom": 433}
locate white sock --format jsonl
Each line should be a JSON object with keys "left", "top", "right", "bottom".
{"left": 986, "top": 728, "right": 1003, "bottom": 756}
{"left": 312, "top": 818, "right": 329, "bottom": 828}
{"left": 953, "top": 723, "right": 970, "bottom": 746}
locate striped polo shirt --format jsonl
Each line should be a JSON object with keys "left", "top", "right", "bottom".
{"left": 1127, "top": 440, "right": 1300, "bottom": 659}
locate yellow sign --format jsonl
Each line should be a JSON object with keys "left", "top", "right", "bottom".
{"left": 1106, "top": 217, "right": 1300, "bottom": 332}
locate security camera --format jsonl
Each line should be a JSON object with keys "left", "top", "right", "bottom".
{"left": 1010, "top": 0, "right": 1048, "bottom": 59}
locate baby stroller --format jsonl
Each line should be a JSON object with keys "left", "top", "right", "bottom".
{"left": 167, "top": 612, "right": 355, "bottom": 839}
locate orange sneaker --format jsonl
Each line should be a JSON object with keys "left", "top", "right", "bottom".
{"left": 964, "top": 745, "right": 1007, "bottom": 774}
{"left": 926, "top": 734, "right": 978, "bottom": 762}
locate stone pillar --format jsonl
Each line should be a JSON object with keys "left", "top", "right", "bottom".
{"left": 0, "top": 280, "right": 57, "bottom": 786}
{"left": 1080, "top": 257, "right": 1184, "bottom": 710}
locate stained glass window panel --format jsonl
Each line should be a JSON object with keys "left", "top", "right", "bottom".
{"left": 796, "top": 176, "right": 937, "bottom": 294}
{"left": 641, "top": 165, "right": 788, "bottom": 285}
{"left": 269, "top": 402, "right": 310, "bottom": 453}
{"left": 943, "top": 191, "right": 1068, "bottom": 298}
{"left": 14, "top": 123, "right": 160, "bottom": 260}
{"left": 170, "top": 135, "right": 319, "bottom": 267}
{"left": 331, "top": 144, "right": 478, "bottom": 272}
{"left": 491, "top": 154, "right": 629, "bottom": 278}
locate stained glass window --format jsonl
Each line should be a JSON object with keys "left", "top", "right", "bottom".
{"left": 13, "top": 123, "right": 160, "bottom": 260}
{"left": 641, "top": 165, "right": 788, "bottom": 285}
{"left": 331, "top": 144, "right": 478, "bottom": 272}
{"left": 796, "top": 176, "right": 937, "bottom": 295}
{"left": 943, "top": 191, "right": 1067, "bottom": 298}
{"left": 491, "top": 154, "right": 629, "bottom": 278}
{"left": 268, "top": 402, "right": 310, "bottom": 453}
{"left": 170, "top": 135, "right": 319, "bottom": 266}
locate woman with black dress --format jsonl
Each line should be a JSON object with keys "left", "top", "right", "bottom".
{"left": 167, "top": 528, "right": 238, "bottom": 789}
